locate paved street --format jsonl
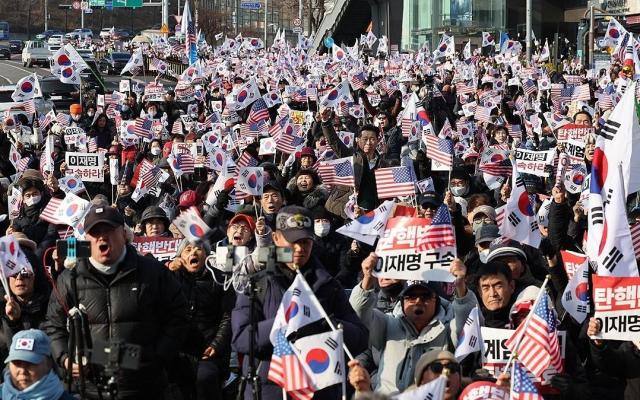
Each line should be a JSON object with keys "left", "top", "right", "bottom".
{"left": 0, "top": 56, "right": 173, "bottom": 88}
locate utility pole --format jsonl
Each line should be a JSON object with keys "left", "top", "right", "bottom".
{"left": 44, "top": 0, "right": 48, "bottom": 31}
{"left": 264, "top": 0, "right": 267, "bottom": 44}
{"left": 584, "top": 5, "right": 627, "bottom": 68}
{"left": 162, "top": 0, "right": 169, "bottom": 37}
{"left": 525, "top": 0, "right": 532, "bottom": 63}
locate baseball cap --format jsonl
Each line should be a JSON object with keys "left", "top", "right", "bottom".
{"left": 419, "top": 192, "right": 442, "bottom": 208}
{"left": 399, "top": 280, "right": 437, "bottom": 298}
{"left": 275, "top": 206, "right": 314, "bottom": 243}
{"left": 487, "top": 239, "right": 527, "bottom": 263}
{"left": 179, "top": 190, "right": 199, "bottom": 208}
{"left": 475, "top": 224, "right": 500, "bottom": 245}
{"left": 470, "top": 205, "right": 497, "bottom": 222}
{"left": 84, "top": 206, "right": 125, "bottom": 233}
{"left": 5, "top": 329, "right": 51, "bottom": 365}
{"left": 229, "top": 213, "right": 256, "bottom": 233}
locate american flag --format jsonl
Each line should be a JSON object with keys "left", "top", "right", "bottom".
{"left": 291, "top": 88, "right": 307, "bottom": 103}
{"left": 474, "top": 106, "right": 493, "bottom": 124}
{"left": 172, "top": 120, "right": 184, "bottom": 135}
{"left": 268, "top": 115, "right": 291, "bottom": 139}
{"left": 455, "top": 81, "right": 475, "bottom": 96}
{"left": 425, "top": 134, "right": 453, "bottom": 167}
{"left": 39, "top": 110, "right": 55, "bottom": 130}
{"left": 479, "top": 158, "right": 513, "bottom": 176}
{"left": 40, "top": 198, "right": 63, "bottom": 224}
{"left": 56, "top": 113, "right": 70, "bottom": 127}
{"left": 306, "top": 86, "right": 318, "bottom": 102}
{"left": 572, "top": 84, "right": 591, "bottom": 101}
{"left": 267, "top": 330, "right": 314, "bottom": 400}
{"left": 374, "top": 166, "right": 416, "bottom": 199}
{"left": 507, "top": 124, "right": 523, "bottom": 140}
{"left": 133, "top": 117, "right": 153, "bottom": 139}
{"left": 510, "top": 361, "right": 543, "bottom": 400}
{"left": 615, "top": 32, "right": 631, "bottom": 61}
{"left": 275, "top": 132, "right": 305, "bottom": 154}
{"left": 523, "top": 79, "right": 537, "bottom": 98}
{"left": 247, "top": 98, "right": 270, "bottom": 124}
{"left": 417, "top": 204, "right": 456, "bottom": 251}
{"left": 236, "top": 151, "right": 259, "bottom": 169}
{"left": 318, "top": 157, "right": 355, "bottom": 186}
{"left": 170, "top": 152, "right": 195, "bottom": 175}
{"left": 139, "top": 159, "right": 164, "bottom": 188}
{"left": 88, "top": 137, "right": 98, "bottom": 152}
{"left": 185, "top": 18, "right": 197, "bottom": 65}
{"left": 631, "top": 223, "right": 640, "bottom": 257}
{"left": 597, "top": 91, "right": 615, "bottom": 111}
{"left": 349, "top": 71, "right": 366, "bottom": 90}
{"left": 20, "top": 99, "right": 36, "bottom": 115}
{"left": 505, "top": 293, "right": 563, "bottom": 378}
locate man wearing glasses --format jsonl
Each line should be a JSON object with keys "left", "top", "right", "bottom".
{"left": 349, "top": 253, "right": 476, "bottom": 395}
{"left": 413, "top": 349, "right": 462, "bottom": 400}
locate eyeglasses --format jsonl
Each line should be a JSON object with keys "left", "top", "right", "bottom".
{"left": 403, "top": 293, "right": 434, "bottom": 303}
{"left": 473, "top": 217, "right": 494, "bottom": 224}
{"left": 428, "top": 361, "right": 460, "bottom": 374}
{"left": 229, "top": 223, "right": 250, "bottom": 232}
{"left": 13, "top": 270, "right": 34, "bottom": 280}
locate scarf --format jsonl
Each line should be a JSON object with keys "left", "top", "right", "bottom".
{"left": 2, "top": 369, "right": 64, "bottom": 400}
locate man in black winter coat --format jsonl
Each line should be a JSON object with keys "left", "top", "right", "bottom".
{"left": 231, "top": 206, "right": 368, "bottom": 400}
{"left": 44, "top": 206, "right": 188, "bottom": 400}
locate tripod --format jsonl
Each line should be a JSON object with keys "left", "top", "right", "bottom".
{"left": 235, "top": 272, "right": 262, "bottom": 400}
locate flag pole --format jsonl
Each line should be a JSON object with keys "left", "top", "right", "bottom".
{"left": 281, "top": 388, "right": 287, "bottom": 400}
{"left": 338, "top": 323, "right": 347, "bottom": 400}
{"left": 0, "top": 258, "right": 12, "bottom": 297}
{"left": 504, "top": 275, "right": 550, "bottom": 375}
{"left": 294, "top": 269, "right": 355, "bottom": 361}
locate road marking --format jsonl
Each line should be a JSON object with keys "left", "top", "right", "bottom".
{"left": 4, "top": 60, "right": 49, "bottom": 75}
{"left": 0, "top": 72, "right": 13, "bottom": 84}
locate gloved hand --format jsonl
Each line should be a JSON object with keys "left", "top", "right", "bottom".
{"left": 550, "top": 373, "right": 572, "bottom": 393}
{"left": 215, "top": 190, "right": 231, "bottom": 210}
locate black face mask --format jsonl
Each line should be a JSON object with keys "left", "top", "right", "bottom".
{"left": 380, "top": 282, "right": 404, "bottom": 299}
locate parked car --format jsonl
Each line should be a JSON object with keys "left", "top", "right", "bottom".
{"left": 47, "top": 34, "right": 64, "bottom": 46}
{"left": 0, "top": 85, "right": 54, "bottom": 117}
{"left": 98, "top": 52, "right": 131, "bottom": 75}
{"left": 8, "top": 40, "right": 23, "bottom": 54}
{"left": 65, "top": 28, "right": 93, "bottom": 41}
{"left": 36, "top": 30, "right": 63, "bottom": 41}
{"left": 0, "top": 45, "right": 10, "bottom": 60}
{"left": 21, "top": 41, "right": 51, "bottom": 67}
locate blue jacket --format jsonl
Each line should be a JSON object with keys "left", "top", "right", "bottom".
{"left": 231, "top": 257, "right": 368, "bottom": 400}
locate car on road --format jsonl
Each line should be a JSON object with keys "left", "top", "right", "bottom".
{"left": 98, "top": 52, "right": 131, "bottom": 75}
{"left": 38, "top": 75, "right": 80, "bottom": 111}
{"left": 48, "top": 34, "right": 64, "bottom": 47}
{"left": 99, "top": 27, "right": 113, "bottom": 40}
{"left": 0, "top": 45, "right": 10, "bottom": 59}
{"left": 0, "top": 85, "right": 54, "bottom": 118}
{"left": 8, "top": 40, "right": 23, "bottom": 54}
{"left": 65, "top": 28, "right": 93, "bottom": 41}
{"left": 112, "top": 29, "right": 132, "bottom": 41}
{"left": 21, "top": 41, "right": 51, "bottom": 67}
{"left": 36, "top": 30, "right": 63, "bottom": 41}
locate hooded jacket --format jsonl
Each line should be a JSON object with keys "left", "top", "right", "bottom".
{"left": 349, "top": 283, "right": 477, "bottom": 395}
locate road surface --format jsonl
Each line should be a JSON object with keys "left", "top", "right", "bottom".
{"left": 0, "top": 55, "right": 174, "bottom": 88}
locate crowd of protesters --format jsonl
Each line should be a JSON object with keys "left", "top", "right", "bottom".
{"left": 0, "top": 25, "right": 639, "bottom": 400}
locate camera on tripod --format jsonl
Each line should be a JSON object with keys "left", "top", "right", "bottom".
{"left": 91, "top": 340, "right": 141, "bottom": 372}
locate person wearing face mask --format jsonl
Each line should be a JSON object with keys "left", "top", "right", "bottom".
{"left": 9, "top": 177, "right": 59, "bottom": 258}
{"left": 463, "top": 224, "right": 500, "bottom": 294}
{"left": 309, "top": 206, "right": 360, "bottom": 288}
{"left": 120, "top": 95, "right": 140, "bottom": 120}
{"left": 167, "top": 239, "right": 235, "bottom": 400}
{"left": 68, "top": 103, "right": 90, "bottom": 131}
{"left": 88, "top": 113, "right": 117, "bottom": 150}
{"left": 148, "top": 139, "right": 164, "bottom": 163}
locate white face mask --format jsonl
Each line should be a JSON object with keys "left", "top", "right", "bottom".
{"left": 450, "top": 186, "right": 468, "bottom": 197}
{"left": 479, "top": 249, "right": 490, "bottom": 263}
{"left": 24, "top": 195, "right": 41, "bottom": 207}
{"left": 314, "top": 221, "right": 331, "bottom": 237}
{"left": 150, "top": 147, "right": 162, "bottom": 156}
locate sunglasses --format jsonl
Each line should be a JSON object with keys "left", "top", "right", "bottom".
{"left": 428, "top": 361, "right": 460, "bottom": 374}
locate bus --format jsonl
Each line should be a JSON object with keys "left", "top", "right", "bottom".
{"left": 0, "top": 21, "right": 9, "bottom": 40}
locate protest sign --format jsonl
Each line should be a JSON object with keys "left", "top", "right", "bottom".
{"left": 373, "top": 217, "right": 456, "bottom": 282}
{"left": 560, "top": 250, "right": 587, "bottom": 280}
{"left": 132, "top": 237, "right": 181, "bottom": 262}
{"left": 459, "top": 381, "right": 509, "bottom": 400}
{"left": 65, "top": 152, "right": 104, "bottom": 182}
{"left": 513, "top": 148, "right": 554, "bottom": 177}
{"left": 565, "top": 138, "right": 586, "bottom": 164}
{"left": 481, "top": 327, "right": 566, "bottom": 385}
{"left": 592, "top": 275, "right": 640, "bottom": 341}
{"left": 557, "top": 124, "right": 594, "bottom": 142}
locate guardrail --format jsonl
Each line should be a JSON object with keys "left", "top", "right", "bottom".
{"left": 92, "top": 50, "right": 186, "bottom": 82}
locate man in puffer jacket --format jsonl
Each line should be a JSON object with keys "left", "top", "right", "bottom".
{"left": 349, "top": 253, "right": 476, "bottom": 395}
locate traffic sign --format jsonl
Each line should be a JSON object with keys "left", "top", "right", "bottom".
{"left": 292, "top": 27, "right": 302, "bottom": 33}
{"left": 293, "top": 18, "right": 301, "bottom": 27}
{"left": 72, "top": 0, "right": 81, "bottom": 9}
{"left": 160, "top": 24, "right": 169, "bottom": 34}
{"left": 84, "top": 8, "right": 93, "bottom": 13}
{"left": 126, "top": 0, "right": 143, "bottom": 7}
{"left": 112, "top": 0, "right": 126, "bottom": 7}
{"left": 240, "top": 1, "right": 262, "bottom": 10}
{"left": 80, "top": 1, "right": 89, "bottom": 10}
{"left": 89, "top": 0, "right": 105, "bottom": 6}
